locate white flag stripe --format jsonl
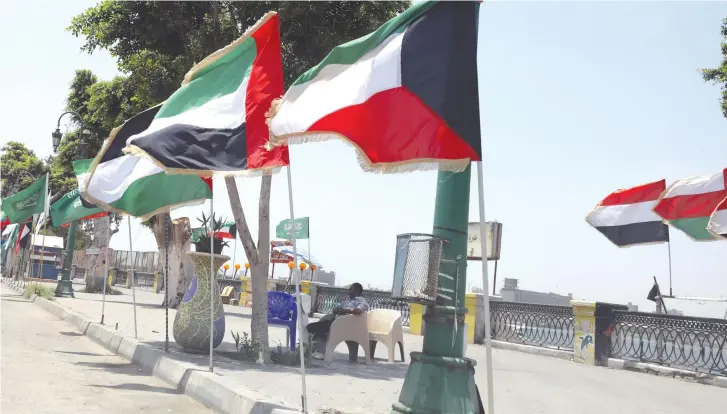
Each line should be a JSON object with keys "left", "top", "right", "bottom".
{"left": 663, "top": 171, "right": 725, "bottom": 198}
{"left": 707, "top": 206, "right": 727, "bottom": 237}
{"left": 87, "top": 155, "right": 163, "bottom": 205}
{"left": 586, "top": 200, "right": 662, "bottom": 227}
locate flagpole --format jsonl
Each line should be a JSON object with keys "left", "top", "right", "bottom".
{"left": 165, "top": 214, "right": 170, "bottom": 353}
{"left": 209, "top": 197, "right": 215, "bottom": 372}
{"left": 128, "top": 217, "right": 138, "bottom": 338}
{"left": 476, "top": 161, "right": 495, "bottom": 414}
{"left": 35, "top": 221, "right": 48, "bottom": 281}
{"left": 101, "top": 227, "right": 110, "bottom": 325}
{"left": 286, "top": 165, "right": 308, "bottom": 414}
{"left": 667, "top": 240, "right": 674, "bottom": 297}
{"left": 26, "top": 214, "right": 39, "bottom": 285}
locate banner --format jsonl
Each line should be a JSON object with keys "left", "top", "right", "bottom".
{"left": 1, "top": 175, "right": 47, "bottom": 223}
{"left": 275, "top": 217, "right": 309, "bottom": 239}
{"left": 270, "top": 240, "right": 293, "bottom": 263}
{"left": 466, "top": 221, "right": 503, "bottom": 261}
{"left": 51, "top": 189, "right": 106, "bottom": 228}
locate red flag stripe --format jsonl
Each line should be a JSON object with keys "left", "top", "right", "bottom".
{"left": 598, "top": 179, "right": 666, "bottom": 207}
{"left": 653, "top": 190, "right": 727, "bottom": 220}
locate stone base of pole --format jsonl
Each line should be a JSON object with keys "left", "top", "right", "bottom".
{"left": 54, "top": 278, "right": 75, "bottom": 298}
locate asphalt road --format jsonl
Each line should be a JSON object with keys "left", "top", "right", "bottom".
{"left": 0, "top": 283, "right": 215, "bottom": 414}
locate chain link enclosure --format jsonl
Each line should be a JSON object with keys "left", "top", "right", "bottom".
{"left": 391, "top": 233, "right": 446, "bottom": 304}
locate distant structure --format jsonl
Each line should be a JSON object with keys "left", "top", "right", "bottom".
{"left": 626, "top": 302, "right": 639, "bottom": 312}
{"left": 312, "top": 269, "right": 335, "bottom": 286}
{"left": 499, "top": 278, "right": 573, "bottom": 307}
{"left": 666, "top": 308, "right": 684, "bottom": 316}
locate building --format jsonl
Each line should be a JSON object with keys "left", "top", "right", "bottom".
{"left": 312, "top": 269, "right": 335, "bottom": 286}
{"left": 626, "top": 302, "right": 639, "bottom": 312}
{"left": 499, "top": 278, "right": 573, "bottom": 307}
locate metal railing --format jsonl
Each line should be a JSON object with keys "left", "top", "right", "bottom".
{"left": 490, "top": 301, "right": 575, "bottom": 350}
{"left": 610, "top": 311, "right": 727, "bottom": 376}
{"left": 312, "top": 286, "right": 411, "bottom": 326}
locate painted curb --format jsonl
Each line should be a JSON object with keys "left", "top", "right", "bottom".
{"left": 490, "top": 340, "right": 574, "bottom": 361}
{"left": 606, "top": 358, "right": 727, "bottom": 389}
{"left": 4, "top": 280, "right": 297, "bottom": 414}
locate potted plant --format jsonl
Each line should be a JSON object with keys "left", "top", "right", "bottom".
{"left": 193, "top": 212, "right": 230, "bottom": 255}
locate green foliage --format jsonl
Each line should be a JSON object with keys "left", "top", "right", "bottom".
{"left": 194, "top": 213, "right": 230, "bottom": 253}
{"left": 23, "top": 282, "right": 55, "bottom": 300}
{"left": 701, "top": 18, "right": 727, "bottom": 118}
{"left": 0, "top": 142, "right": 48, "bottom": 198}
{"left": 231, "top": 331, "right": 311, "bottom": 366}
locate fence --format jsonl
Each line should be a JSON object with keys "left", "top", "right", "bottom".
{"left": 610, "top": 311, "right": 727, "bottom": 376}
{"left": 489, "top": 301, "right": 575, "bottom": 350}
{"left": 73, "top": 249, "right": 160, "bottom": 274}
{"left": 312, "top": 285, "right": 411, "bottom": 326}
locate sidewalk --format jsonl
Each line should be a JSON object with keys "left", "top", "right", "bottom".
{"left": 15, "top": 280, "right": 727, "bottom": 414}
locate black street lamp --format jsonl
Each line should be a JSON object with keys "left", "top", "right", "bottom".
{"left": 53, "top": 111, "right": 89, "bottom": 298}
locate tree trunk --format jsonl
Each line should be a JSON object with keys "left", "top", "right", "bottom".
{"left": 153, "top": 213, "right": 193, "bottom": 309}
{"left": 225, "top": 175, "right": 273, "bottom": 363}
{"left": 85, "top": 216, "right": 111, "bottom": 292}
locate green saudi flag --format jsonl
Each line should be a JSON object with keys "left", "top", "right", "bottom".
{"left": 275, "top": 217, "right": 310, "bottom": 239}
{"left": 1, "top": 175, "right": 47, "bottom": 224}
{"left": 50, "top": 189, "right": 104, "bottom": 228}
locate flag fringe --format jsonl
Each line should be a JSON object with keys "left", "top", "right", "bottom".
{"left": 122, "top": 145, "right": 284, "bottom": 178}
{"left": 706, "top": 195, "right": 727, "bottom": 240}
{"left": 183, "top": 11, "right": 278, "bottom": 85}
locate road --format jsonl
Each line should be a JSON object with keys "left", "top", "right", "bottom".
{"left": 0, "top": 284, "right": 214, "bottom": 414}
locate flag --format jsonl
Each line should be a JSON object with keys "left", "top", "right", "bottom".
{"left": 0, "top": 211, "right": 9, "bottom": 232}
{"left": 646, "top": 282, "right": 661, "bottom": 302}
{"left": 16, "top": 221, "right": 32, "bottom": 254}
{"left": 84, "top": 105, "right": 213, "bottom": 219}
{"left": 74, "top": 159, "right": 100, "bottom": 209}
{"left": 124, "top": 12, "right": 288, "bottom": 176}
{"left": 214, "top": 222, "right": 237, "bottom": 240}
{"left": 653, "top": 168, "right": 727, "bottom": 241}
{"left": 707, "top": 196, "right": 727, "bottom": 239}
{"left": 50, "top": 188, "right": 107, "bottom": 228}
{"left": 268, "top": 1, "right": 481, "bottom": 173}
{"left": 585, "top": 180, "right": 669, "bottom": 247}
{"left": 1, "top": 175, "right": 47, "bottom": 224}
{"left": 60, "top": 211, "right": 108, "bottom": 228}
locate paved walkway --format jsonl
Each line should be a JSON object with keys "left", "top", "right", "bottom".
{"left": 0, "top": 283, "right": 213, "bottom": 414}
{"left": 9, "top": 280, "right": 727, "bottom": 414}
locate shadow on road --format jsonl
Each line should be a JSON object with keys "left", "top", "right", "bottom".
{"left": 88, "top": 383, "right": 181, "bottom": 394}
{"left": 60, "top": 331, "right": 83, "bottom": 336}
{"left": 73, "top": 361, "right": 152, "bottom": 377}
{"left": 56, "top": 350, "right": 107, "bottom": 357}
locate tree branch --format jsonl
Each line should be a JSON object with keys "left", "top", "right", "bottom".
{"left": 225, "top": 176, "right": 259, "bottom": 264}
{"left": 256, "top": 174, "right": 272, "bottom": 267}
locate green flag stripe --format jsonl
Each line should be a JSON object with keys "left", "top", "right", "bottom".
{"left": 669, "top": 217, "right": 716, "bottom": 241}
{"left": 156, "top": 38, "right": 257, "bottom": 119}
{"left": 290, "top": 1, "right": 436, "bottom": 87}
{"left": 108, "top": 171, "right": 212, "bottom": 217}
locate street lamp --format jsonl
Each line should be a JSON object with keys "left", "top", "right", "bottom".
{"left": 53, "top": 111, "right": 88, "bottom": 298}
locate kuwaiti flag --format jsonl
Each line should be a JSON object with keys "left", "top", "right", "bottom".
{"left": 707, "top": 197, "right": 727, "bottom": 239}
{"left": 586, "top": 180, "right": 669, "bottom": 247}
{"left": 84, "top": 105, "right": 213, "bottom": 219}
{"left": 653, "top": 168, "right": 727, "bottom": 241}
{"left": 124, "top": 12, "right": 288, "bottom": 176}
{"left": 214, "top": 222, "right": 237, "bottom": 240}
{"left": 267, "top": 1, "right": 481, "bottom": 173}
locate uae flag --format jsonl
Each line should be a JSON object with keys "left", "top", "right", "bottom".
{"left": 653, "top": 169, "right": 727, "bottom": 241}
{"left": 707, "top": 196, "right": 727, "bottom": 239}
{"left": 268, "top": 1, "right": 481, "bottom": 173}
{"left": 84, "top": 106, "right": 213, "bottom": 219}
{"left": 15, "top": 221, "right": 32, "bottom": 254}
{"left": 214, "top": 222, "right": 237, "bottom": 240}
{"left": 124, "top": 12, "right": 288, "bottom": 176}
{"left": 585, "top": 180, "right": 669, "bottom": 247}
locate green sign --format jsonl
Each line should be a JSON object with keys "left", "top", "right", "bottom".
{"left": 275, "top": 217, "right": 309, "bottom": 239}
{"left": 1, "top": 175, "right": 47, "bottom": 224}
{"left": 50, "top": 189, "right": 104, "bottom": 228}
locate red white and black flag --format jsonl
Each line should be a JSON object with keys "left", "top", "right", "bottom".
{"left": 586, "top": 180, "right": 670, "bottom": 247}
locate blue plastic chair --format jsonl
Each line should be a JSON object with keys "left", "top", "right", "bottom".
{"left": 267, "top": 291, "right": 298, "bottom": 350}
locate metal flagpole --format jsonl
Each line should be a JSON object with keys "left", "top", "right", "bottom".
{"left": 101, "top": 219, "right": 110, "bottom": 325}
{"left": 31, "top": 173, "right": 50, "bottom": 282}
{"left": 286, "top": 166, "right": 308, "bottom": 413}
{"left": 667, "top": 240, "right": 674, "bottom": 297}
{"left": 34, "top": 219, "right": 48, "bottom": 281}
{"left": 476, "top": 161, "right": 495, "bottom": 414}
{"left": 209, "top": 197, "right": 215, "bottom": 372}
{"left": 26, "top": 214, "right": 39, "bottom": 285}
{"left": 165, "top": 215, "right": 170, "bottom": 352}
{"left": 307, "top": 238, "right": 311, "bottom": 280}
{"left": 128, "top": 217, "right": 138, "bottom": 338}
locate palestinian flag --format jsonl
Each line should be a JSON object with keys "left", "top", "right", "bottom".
{"left": 124, "top": 12, "right": 288, "bottom": 176}
{"left": 586, "top": 180, "right": 669, "bottom": 247}
{"left": 214, "top": 222, "right": 237, "bottom": 239}
{"left": 268, "top": 1, "right": 481, "bottom": 173}
{"left": 0, "top": 212, "right": 9, "bottom": 232}
{"left": 653, "top": 168, "right": 727, "bottom": 241}
{"left": 74, "top": 159, "right": 100, "bottom": 209}
{"left": 84, "top": 105, "right": 213, "bottom": 219}
{"left": 707, "top": 197, "right": 727, "bottom": 239}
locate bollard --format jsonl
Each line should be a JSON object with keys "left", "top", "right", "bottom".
{"left": 409, "top": 303, "right": 425, "bottom": 335}
{"left": 153, "top": 272, "right": 160, "bottom": 293}
{"left": 464, "top": 293, "right": 477, "bottom": 344}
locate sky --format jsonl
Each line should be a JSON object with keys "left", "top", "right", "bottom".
{"left": 1, "top": 1, "right": 726, "bottom": 317}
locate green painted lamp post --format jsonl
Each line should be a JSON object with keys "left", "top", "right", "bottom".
{"left": 53, "top": 112, "right": 89, "bottom": 298}
{"left": 392, "top": 165, "right": 480, "bottom": 414}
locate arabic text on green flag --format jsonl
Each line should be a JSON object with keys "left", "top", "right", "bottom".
{"left": 275, "top": 217, "right": 309, "bottom": 239}
{"left": 50, "top": 189, "right": 104, "bottom": 228}
{"left": 1, "top": 175, "right": 47, "bottom": 223}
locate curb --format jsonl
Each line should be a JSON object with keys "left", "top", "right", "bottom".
{"left": 4, "top": 280, "right": 298, "bottom": 414}
{"left": 489, "top": 340, "right": 574, "bottom": 361}
{"left": 605, "top": 358, "right": 727, "bottom": 389}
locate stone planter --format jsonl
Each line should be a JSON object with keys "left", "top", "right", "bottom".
{"left": 173, "top": 252, "right": 229, "bottom": 352}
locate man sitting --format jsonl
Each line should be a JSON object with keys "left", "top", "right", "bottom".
{"left": 306, "top": 282, "right": 369, "bottom": 360}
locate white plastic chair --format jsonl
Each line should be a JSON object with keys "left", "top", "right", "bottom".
{"left": 324, "top": 313, "right": 371, "bottom": 364}
{"left": 367, "top": 309, "right": 405, "bottom": 362}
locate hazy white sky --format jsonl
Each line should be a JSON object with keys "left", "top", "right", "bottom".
{"left": 2, "top": 1, "right": 726, "bottom": 317}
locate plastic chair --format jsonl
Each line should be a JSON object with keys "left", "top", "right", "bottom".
{"left": 367, "top": 309, "right": 405, "bottom": 362}
{"left": 325, "top": 313, "right": 371, "bottom": 364}
{"left": 267, "top": 291, "right": 297, "bottom": 350}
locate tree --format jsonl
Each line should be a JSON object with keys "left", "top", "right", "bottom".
{"left": 701, "top": 18, "right": 727, "bottom": 118}
{"left": 0, "top": 142, "right": 47, "bottom": 198}
{"left": 69, "top": 0, "right": 410, "bottom": 360}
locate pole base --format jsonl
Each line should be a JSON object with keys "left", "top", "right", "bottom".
{"left": 391, "top": 352, "right": 479, "bottom": 414}
{"left": 54, "top": 279, "right": 75, "bottom": 298}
